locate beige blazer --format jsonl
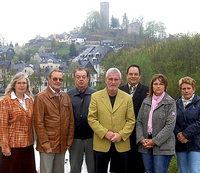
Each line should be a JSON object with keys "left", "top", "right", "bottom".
{"left": 88, "top": 88, "right": 135, "bottom": 152}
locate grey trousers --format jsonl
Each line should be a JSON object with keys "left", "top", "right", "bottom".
{"left": 39, "top": 152, "right": 65, "bottom": 173}
{"left": 69, "top": 138, "right": 95, "bottom": 173}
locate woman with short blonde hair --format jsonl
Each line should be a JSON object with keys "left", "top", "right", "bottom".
{"left": 174, "top": 76, "right": 200, "bottom": 173}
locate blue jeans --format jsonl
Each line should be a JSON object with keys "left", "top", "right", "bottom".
{"left": 142, "top": 149, "right": 173, "bottom": 173}
{"left": 176, "top": 151, "right": 200, "bottom": 173}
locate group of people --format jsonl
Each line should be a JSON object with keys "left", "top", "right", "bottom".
{"left": 0, "top": 64, "right": 199, "bottom": 173}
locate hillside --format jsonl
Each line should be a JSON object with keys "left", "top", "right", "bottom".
{"left": 86, "top": 29, "right": 137, "bottom": 46}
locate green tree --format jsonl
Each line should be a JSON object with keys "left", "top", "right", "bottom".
{"left": 29, "top": 71, "right": 42, "bottom": 93}
{"left": 146, "top": 33, "right": 200, "bottom": 99}
{"left": 102, "top": 47, "right": 153, "bottom": 86}
{"left": 144, "top": 21, "right": 167, "bottom": 39}
{"left": 12, "top": 55, "right": 19, "bottom": 63}
{"left": 86, "top": 11, "right": 102, "bottom": 32}
{"left": 121, "top": 13, "right": 129, "bottom": 29}
{"left": 111, "top": 16, "right": 120, "bottom": 28}
{"left": 69, "top": 43, "right": 77, "bottom": 58}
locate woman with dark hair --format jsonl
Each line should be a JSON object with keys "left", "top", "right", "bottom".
{"left": 0, "top": 72, "right": 36, "bottom": 173}
{"left": 174, "top": 76, "right": 200, "bottom": 173}
{"left": 136, "top": 74, "right": 176, "bottom": 173}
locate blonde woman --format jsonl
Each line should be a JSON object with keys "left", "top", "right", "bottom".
{"left": 174, "top": 77, "right": 200, "bottom": 173}
{"left": 0, "top": 72, "right": 36, "bottom": 173}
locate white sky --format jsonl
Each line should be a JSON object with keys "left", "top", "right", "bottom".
{"left": 0, "top": 0, "right": 199, "bottom": 46}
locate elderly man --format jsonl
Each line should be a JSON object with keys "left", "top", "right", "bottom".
{"left": 67, "top": 68, "right": 96, "bottom": 173}
{"left": 88, "top": 67, "right": 135, "bottom": 173}
{"left": 34, "top": 68, "right": 74, "bottom": 173}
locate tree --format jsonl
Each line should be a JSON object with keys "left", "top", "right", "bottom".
{"left": 111, "top": 16, "right": 120, "bottom": 28}
{"left": 146, "top": 33, "right": 200, "bottom": 98}
{"left": 69, "top": 43, "right": 76, "bottom": 58}
{"left": 144, "top": 21, "right": 166, "bottom": 39}
{"left": 9, "top": 41, "right": 13, "bottom": 48}
{"left": 121, "top": 13, "right": 129, "bottom": 29}
{"left": 86, "top": 11, "right": 102, "bottom": 32}
{"left": 29, "top": 71, "right": 42, "bottom": 93}
{"left": 12, "top": 55, "right": 19, "bottom": 63}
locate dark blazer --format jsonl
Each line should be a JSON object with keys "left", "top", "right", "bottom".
{"left": 119, "top": 82, "right": 149, "bottom": 173}
{"left": 119, "top": 82, "right": 149, "bottom": 117}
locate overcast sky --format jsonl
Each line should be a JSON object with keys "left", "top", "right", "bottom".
{"left": 0, "top": 0, "right": 199, "bottom": 46}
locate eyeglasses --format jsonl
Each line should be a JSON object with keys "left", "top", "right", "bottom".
{"left": 16, "top": 82, "right": 27, "bottom": 85}
{"left": 107, "top": 78, "right": 120, "bottom": 82}
{"left": 128, "top": 73, "right": 140, "bottom": 77}
{"left": 52, "top": 78, "right": 63, "bottom": 82}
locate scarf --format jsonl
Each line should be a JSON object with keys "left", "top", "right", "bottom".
{"left": 147, "top": 91, "right": 165, "bottom": 135}
{"left": 182, "top": 94, "right": 194, "bottom": 109}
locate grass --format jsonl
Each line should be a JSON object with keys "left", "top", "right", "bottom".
{"left": 168, "top": 155, "right": 178, "bottom": 173}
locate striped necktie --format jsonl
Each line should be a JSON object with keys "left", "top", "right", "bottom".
{"left": 130, "top": 86, "right": 136, "bottom": 97}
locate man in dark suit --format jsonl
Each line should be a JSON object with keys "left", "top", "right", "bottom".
{"left": 119, "top": 64, "right": 149, "bottom": 173}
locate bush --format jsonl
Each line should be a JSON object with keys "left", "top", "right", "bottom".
{"left": 168, "top": 155, "right": 178, "bottom": 173}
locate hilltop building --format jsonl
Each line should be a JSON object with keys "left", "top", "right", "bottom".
{"left": 100, "top": 2, "right": 109, "bottom": 29}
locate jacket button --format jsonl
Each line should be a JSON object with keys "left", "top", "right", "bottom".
{"left": 80, "top": 115, "right": 82, "bottom": 117}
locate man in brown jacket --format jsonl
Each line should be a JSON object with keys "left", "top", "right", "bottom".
{"left": 34, "top": 68, "right": 75, "bottom": 173}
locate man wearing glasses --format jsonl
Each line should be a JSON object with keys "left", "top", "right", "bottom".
{"left": 119, "top": 64, "right": 149, "bottom": 173}
{"left": 34, "top": 68, "right": 75, "bottom": 173}
{"left": 88, "top": 67, "right": 135, "bottom": 173}
{"left": 67, "top": 68, "right": 97, "bottom": 173}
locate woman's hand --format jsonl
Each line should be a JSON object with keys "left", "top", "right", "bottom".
{"left": 177, "top": 132, "right": 188, "bottom": 143}
{"left": 141, "top": 139, "right": 156, "bottom": 149}
{"left": 3, "top": 152, "right": 11, "bottom": 156}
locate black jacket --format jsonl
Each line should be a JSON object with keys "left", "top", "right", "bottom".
{"left": 174, "top": 94, "right": 200, "bottom": 152}
{"left": 67, "top": 87, "right": 97, "bottom": 139}
{"left": 119, "top": 82, "right": 149, "bottom": 146}
{"left": 119, "top": 82, "right": 149, "bottom": 117}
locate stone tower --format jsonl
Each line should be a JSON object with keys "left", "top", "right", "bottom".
{"left": 100, "top": 2, "right": 109, "bottom": 29}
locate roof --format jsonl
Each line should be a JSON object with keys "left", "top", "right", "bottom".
{"left": 11, "top": 64, "right": 33, "bottom": 72}
{"left": 38, "top": 52, "right": 55, "bottom": 58}
{"left": 72, "top": 46, "right": 113, "bottom": 64}
{"left": 40, "top": 56, "right": 61, "bottom": 63}
{"left": 0, "top": 61, "right": 11, "bottom": 68}
{"left": 0, "top": 46, "right": 15, "bottom": 53}
{"left": 80, "top": 61, "right": 97, "bottom": 74}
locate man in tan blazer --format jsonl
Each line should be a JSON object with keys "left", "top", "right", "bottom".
{"left": 88, "top": 67, "right": 135, "bottom": 173}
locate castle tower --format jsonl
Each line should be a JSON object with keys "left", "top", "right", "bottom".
{"left": 100, "top": 2, "right": 109, "bottom": 29}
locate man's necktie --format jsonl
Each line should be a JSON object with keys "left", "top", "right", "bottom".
{"left": 130, "top": 86, "right": 136, "bottom": 97}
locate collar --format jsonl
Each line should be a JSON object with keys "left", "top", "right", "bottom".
{"left": 182, "top": 94, "right": 194, "bottom": 102}
{"left": 49, "top": 86, "right": 61, "bottom": 96}
{"left": 76, "top": 86, "right": 87, "bottom": 94}
{"left": 11, "top": 91, "right": 30, "bottom": 100}
{"left": 182, "top": 94, "right": 194, "bottom": 108}
{"left": 128, "top": 83, "right": 138, "bottom": 92}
